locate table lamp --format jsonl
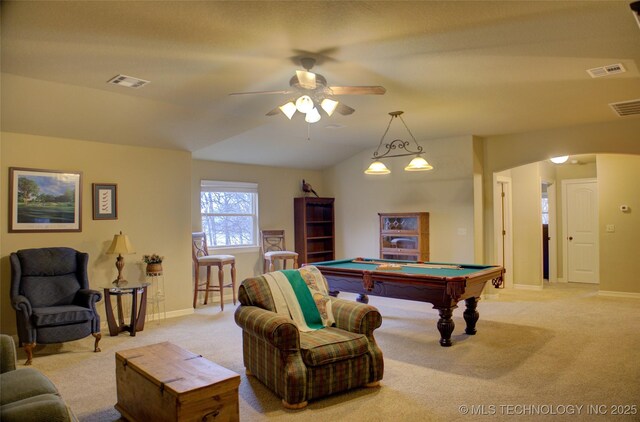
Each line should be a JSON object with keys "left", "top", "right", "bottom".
{"left": 106, "top": 231, "right": 135, "bottom": 285}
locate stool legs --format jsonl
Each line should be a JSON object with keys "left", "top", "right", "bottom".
{"left": 231, "top": 261, "right": 237, "bottom": 305}
{"left": 193, "top": 265, "right": 199, "bottom": 308}
{"left": 193, "top": 260, "right": 236, "bottom": 310}
{"left": 218, "top": 263, "right": 225, "bottom": 311}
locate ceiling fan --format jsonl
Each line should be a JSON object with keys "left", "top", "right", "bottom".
{"left": 229, "top": 58, "right": 386, "bottom": 123}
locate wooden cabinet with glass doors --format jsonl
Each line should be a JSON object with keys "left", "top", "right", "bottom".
{"left": 379, "top": 212, "right": 429, "bottom": 261}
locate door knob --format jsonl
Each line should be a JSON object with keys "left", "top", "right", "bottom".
{"left": 568, "top": 236, "right": 573, "bottom": 241}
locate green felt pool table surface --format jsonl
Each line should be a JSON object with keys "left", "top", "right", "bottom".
{"left": 314, "top": 258, "right": 495, "bottom": 278}
{"left": 313, "top": 257, "right": 504, "bottom": 347}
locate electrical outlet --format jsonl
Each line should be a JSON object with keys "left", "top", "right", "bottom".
{"left": 606, "top": 224, "right": 615, "bottom": 233}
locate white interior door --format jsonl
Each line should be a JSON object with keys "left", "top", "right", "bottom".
{"left": 563, "top": 179, "right": 599, "bottom": 284}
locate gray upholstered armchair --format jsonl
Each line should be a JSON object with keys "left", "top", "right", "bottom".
{"left": 10, "top": 247, "right": 102, "bottom": 365}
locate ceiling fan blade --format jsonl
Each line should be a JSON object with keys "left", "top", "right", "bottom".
{"left": 229, "top": 89, "right": 294, "bottom": 96}
{"left": 266, "top": 107, "right": 281, "bottom": 116}
{"left": 336, "top": 103, "right": 355, "bottom": 115}
{"left": 329, "top": 86, "right": 386, "bottom": 95}
{"left": 295, "top": 70, "right": 316, "bottom": 89}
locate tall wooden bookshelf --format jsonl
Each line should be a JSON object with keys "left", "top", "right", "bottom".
{"left": 294, "top": 197, "right": 335, "bottom": 265}
{"left": 379, "top": 212, "right": 429, "bottom": 261}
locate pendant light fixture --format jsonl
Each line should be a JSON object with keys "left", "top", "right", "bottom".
{"left": 365, "top": 111, "right": 433, "bottom": 175}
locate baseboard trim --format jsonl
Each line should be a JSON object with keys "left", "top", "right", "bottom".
{"left": 513, "top": 284, "right": 543, "bottom": 291}
{"left": 598, "top": 290, "right": 640, "bottom": 299}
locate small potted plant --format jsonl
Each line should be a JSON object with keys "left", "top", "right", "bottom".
{"left": 142, "top": 254, "right": 164, "bottom": 275}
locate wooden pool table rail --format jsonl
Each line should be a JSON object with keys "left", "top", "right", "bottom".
{"left": 315, "top": 261, "right": 504, "bottom": 347}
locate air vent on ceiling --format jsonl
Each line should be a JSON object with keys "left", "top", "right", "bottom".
{"left": 586, "top": 63, "right": 626, "bottom": 78}
{"left": 107, "top": 74, "right": 150, "bottom": 88}
{"left": 609, "top": 99, "right": 640, "bottom": 117}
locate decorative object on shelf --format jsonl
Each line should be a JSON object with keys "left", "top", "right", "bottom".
{"left": 142, "top": 254, "right": 164, "bottom": 275}
{"left": 8, "top": 167, "right": 82, "bottom": 232}
{"left": 365, "top": 111, "right": 434, "bottom": 175}
{"left": 92, "top": 183, "right": 117, "bottom": 220}
{"left": 106, "top": 231, "right": 135, "bottom": 285}
{"left": 302, "top": 179, "right": 319, "bottom": 197}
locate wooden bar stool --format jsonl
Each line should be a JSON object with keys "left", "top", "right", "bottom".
{"left": 260, "top": 229, "right": 298, "bottom": 273}
{"left": 191, "top": 232, "right": 236, "bottom": 310}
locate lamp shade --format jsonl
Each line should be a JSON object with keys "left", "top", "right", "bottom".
{"left": 106, "top": 232, "right": 135, "bottom": 255}
{"left": 365, "top": 161, "right": 391, "bottom": 175}
{"left": 295, "top": 95, "right": 314, "bottom": 113}
{"left": 305, "top": 107, "right": 321, "bottom": 123}
{"left": 320, "top": 98, "right": 339, "bottom": 116}
{"left": 550, "top": 155, "right": 569, "bottom": 164}
{"left": 404, "top": 156, "right": 434, "bottom": 171}
{"left": 279, "top": 102, "right": 297, "bottom": 119}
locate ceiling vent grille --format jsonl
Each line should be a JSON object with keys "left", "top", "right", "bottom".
{"left": 107, "top": 74, "right": 150, "bottom": 89}
{"left": 586, "top": 63, "right": 626, "bottom": 78}
{"left": 609, "top": 99, "right": 640, "bottom": 117}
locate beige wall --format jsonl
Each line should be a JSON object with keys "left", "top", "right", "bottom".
{"left": 597, "top": 154, "right": 640, "bottom": 294}
{"left": 191, "top": 159, "right": 325, "bottom": 285}
{"left": 482, "top": 119, "right": 640, "bottom": 294}
{"left": 1, "top": 132, "right": 193, "bottom": 335}
{"left": 324, "top": 135, "right": 476, "bottom": 263}
{"left": 510, "top": 162, "right": 543, "bottom": 288}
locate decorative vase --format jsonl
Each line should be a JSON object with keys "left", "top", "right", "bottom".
{"left": 146, "top": 263, "right": 163, "bottom": 275}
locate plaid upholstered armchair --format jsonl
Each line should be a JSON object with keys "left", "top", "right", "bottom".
{"left": 234, "top": 268, "right": 384, "bottom": 409}
{"left": 10, "top": 247, "right": 102, "bottom": 365}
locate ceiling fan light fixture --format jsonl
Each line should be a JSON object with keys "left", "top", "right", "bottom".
{"left": 550, "top": 155, "right": 569, "bottom": 164}
{"left": 279, "top": 102, "right": 297, "bottom": 119}
{"left": 365, "top": 161, "right": 391, "bottom": 175}
{"left": 296, "top": 70, "right": 317, "bottom": 89}
{"left": 305, "top": 107, "right": 321, "bottom": 123}
{"left": 321, "top": 98, "right": 339, "bottom": 116}
{"left": 295, "top": 95, "right": 314, "bottom": 113}
{"left": 404, "top": 156, "right": 433, "bottom": 171}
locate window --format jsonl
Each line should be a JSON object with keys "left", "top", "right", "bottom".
{"left": 541, "top": 194, "right": 549, "bottom": 225}
{"left": 200, "top": 181, "right": 258, "bottom": 248}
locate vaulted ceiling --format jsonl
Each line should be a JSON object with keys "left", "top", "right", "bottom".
{"left": 2, "top": 1, "right": 639, "bottom": 169}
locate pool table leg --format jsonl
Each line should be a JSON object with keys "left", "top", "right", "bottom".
{"left": 463, "top": 297, "right": 479, "bottom": 335}
{"left": 436, "top": 307, "right": 455, "bottom": 347}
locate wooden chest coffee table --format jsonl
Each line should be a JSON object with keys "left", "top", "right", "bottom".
{"left": 115, "top": 342, "right": 240, "bottom": 422}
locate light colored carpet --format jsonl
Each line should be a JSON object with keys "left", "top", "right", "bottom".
{"left": 17, "top": 283, "right": 640, "bottom": 421}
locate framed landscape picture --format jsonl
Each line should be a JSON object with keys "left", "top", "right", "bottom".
{"left": 92, "top": 183, "right": 117, "bottom": 220}
{"left": 9, "top": 167, "right": 82, "bottom": 232}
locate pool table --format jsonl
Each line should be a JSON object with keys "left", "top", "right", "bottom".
{"left": 313, "top": 258, "right": 504, "bottom": 347}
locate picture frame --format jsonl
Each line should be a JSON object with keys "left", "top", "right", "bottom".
{"left": 92, "top": 183, "right": 118, "bottom": 220}
{"left": 9, "top": 167, "right": 82, "bottom": 232}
